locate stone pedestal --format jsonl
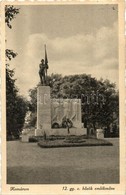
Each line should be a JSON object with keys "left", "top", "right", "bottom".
{"left": 96, "top": 129, "right": 104, "bottom": 139}
{"left": 36, "top": 85, "right": 51, "bottom": 136}
{"left": 49, "top": 128, "right": 87, "bottom": 136}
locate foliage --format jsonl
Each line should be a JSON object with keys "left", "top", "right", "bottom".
{"left": 5, "top": 5, "right": 19, "bottom": 29}
{"left": 6, "top": 60, "right": 29, "bottom": 137}
{"left": 26, "top": 112, "right": 37, "bottom": 128}
{"left": 6, "top": 49, "right": 17, "bottom": 61}
{"left": 29, "top": 87, "right": 37, "bottom": 112}
{"left": 6, "top": 6, "right": 28, "bottom": 139}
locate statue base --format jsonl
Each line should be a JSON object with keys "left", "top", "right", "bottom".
{"left": 36, "top": 86, "right": 51, "bottom": 136}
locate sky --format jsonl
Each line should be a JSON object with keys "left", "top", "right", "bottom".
{"left": 6, "top": 4, "right": 118, "bottom": 97}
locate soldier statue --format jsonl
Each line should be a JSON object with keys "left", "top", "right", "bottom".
{"left": 39, "top": 45, "right": 48, "bottom": 85}
{"left": 39, "top": 59, "right": 48, "bottom": 85}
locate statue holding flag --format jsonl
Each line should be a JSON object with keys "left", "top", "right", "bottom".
{"left": 39, "top": 45, "right": 49, "bottom": 85}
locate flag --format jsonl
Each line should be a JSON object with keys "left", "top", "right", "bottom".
{"left": 44, "top": 44, "right": 48, "bottom": 69}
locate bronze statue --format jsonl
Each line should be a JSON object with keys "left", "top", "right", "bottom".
{"left": 39, "top": 59, "right": 49, "bottom": 85}
{"left": 39, "top": 45, "right": 49, "bottom": 85}
{"left": 39, "top": 59, "right": 46, "bottom": 85}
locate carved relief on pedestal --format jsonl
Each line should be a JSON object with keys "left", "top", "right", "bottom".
{"left": 51, "top": 99, "right": 82, "bottom": 128}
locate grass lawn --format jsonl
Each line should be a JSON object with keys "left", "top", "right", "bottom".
{"left": 7, "top": 138, "right": 119, "bottom": 184}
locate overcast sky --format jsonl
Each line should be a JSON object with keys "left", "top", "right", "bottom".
{"left": 6, "top": 4, "right": 118, "bottom": 97}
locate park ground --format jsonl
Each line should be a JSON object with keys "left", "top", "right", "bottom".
{"left": 7, "top": 138, "right": 119, "bottom": 184}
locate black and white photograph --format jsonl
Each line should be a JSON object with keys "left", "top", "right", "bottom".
{"left": 1, "top": 1, "right": 125, "bottom": 194}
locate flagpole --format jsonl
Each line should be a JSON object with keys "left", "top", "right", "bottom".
{"left": 44, "top": 44, "right": 48, "bottom": 78}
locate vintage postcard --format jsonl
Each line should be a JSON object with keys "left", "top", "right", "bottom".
{"left": 0, "top": 0, "right": 125, "bottom": 194}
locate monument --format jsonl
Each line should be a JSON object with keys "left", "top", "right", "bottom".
{"left": 35, "top": 45, "right": 51, "bottom": 136}
{"left": 35, "top": 45, "right": 86, "bottom": 136}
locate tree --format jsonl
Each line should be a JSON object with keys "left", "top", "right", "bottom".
{"left": 5, "top": 5, "right": 28, "bottom": 139}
